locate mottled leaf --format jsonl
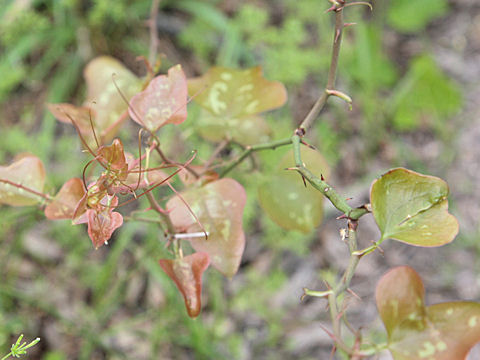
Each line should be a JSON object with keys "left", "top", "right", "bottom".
{"left": 48, "top": 57, "right": 142, "bottom": 145}
{"left": 189, "top": 66, "right": 287, "bottom": 117}
{"left": 85, "top": 56, "right": 142, "bottom": 129}
{"left": 196, "top": 111, "right": 272, "bottom": 145}
{"left": 159, "top": 252, "right": 210, "bottom": 318}
{"left": 370, "top": 168, "right": 458, "bottom": 246}
{"left": 129, "top": 65, "right": 187, "bottom": 131}
{"left": 45, "top": 178, "right": 86, "bottom": 220}
{"left": 189, "top": 66, "right": 287, "bottom": 145}
{"left": 0, "top": 155, "right": 46, "bottom": 206}
{"left": 167, "top": 178, "right": 246, "bottom": 278}
{"left": 258, "top": 147, "right": 330, "bottom": 233}
{"left": 376, "top": 266, "right": 425, "bottom": 337}
{"left": 376, "top": 266, "right": 480, "bottom": 360}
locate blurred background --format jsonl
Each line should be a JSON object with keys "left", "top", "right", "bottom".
{"left": 1, "top": 0, "right": 479, "bottom": 359}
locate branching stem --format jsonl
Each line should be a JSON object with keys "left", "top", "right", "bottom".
{"left": 219, "top": 137, "right": 292, "bottom": 177}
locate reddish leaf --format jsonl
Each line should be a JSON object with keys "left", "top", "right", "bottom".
{"left": 167, "top": 178, "right": 246, "bottom": 278}
{"left": 97, "top": 138, "right": 127, "bottom": 172}
{"left": 376, "top": 266, "right": 480, "bottom": 360}
{"left": 45, "top": 178, "right": 86, "bottom": 220}
{"left": 159, "top": 252, "right": 210, "bottom": 318}
{"left": 84, "top": 56, "right": 143, "bottom": 134}
{"left": 86, "top": 196, "right": 123, "bottom": 249}
{"left": 48, "top": 57, "right": 143, "bottom": 146}
{"left": 46, "top": 103, "right": 94, "bottom": 135}
{"left": 107, "top": 152, "right": 168, "bottom": 194}
{"left": 129, "top": 65, "right": 188, "bottom": 131}
{"left": 376, "top": 266, "right": 425, "bottom": 337}
{"left": 0, "top": 155, "right": 46, "bottom": 206}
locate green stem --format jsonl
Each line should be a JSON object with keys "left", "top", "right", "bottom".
{"left": 334, "top": 220, "right": 360, "bottom": 296}
{"left": 219, "top": 137, "right": 292, "bottom": 177}
{"left": 326, "top": 220, "right": 362, "bottom": 357}
{"left": 291, "top": 135, "right": 368, "bottom": 220}
{"left": 299, "top": 7, "right": 344, "bottom": 131}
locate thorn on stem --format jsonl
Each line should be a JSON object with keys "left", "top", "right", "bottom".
{"left": 300, "top": 139, "right": 316, "bottom": 150}
{"left": 347, "top": 288, "right": 362, "bottom": 301}
{"left": 325, "top": 5, "right": 336, "bottom": 13}
{"left": 344, "top": 22, "right": 357, "bottom": 28}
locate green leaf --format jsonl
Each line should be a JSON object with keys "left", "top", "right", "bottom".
{"left": 258, "top": 147, "right": 330, "bottom": 233}
{"left": 0, "top": 155, "right": 46, "bottom": 206}
{"left": 387, "top": 0, "right": 448, "bottom": 34}
{"left": 188, "top": 66, "right": 287, "bottom": 145}
{"left": 370, "top": 168, "right": 458, "bottom": 246}
{"left": 167, "top": 178, "right": 246, "bottom": 278}
{"left": 391, "top": 55, "right": 462, "bottom": 131}
{"left": 196, "top": 111, "right": 271, "bottom": 145}
{"left": 376, "top": 266, "right": 480, "bottom": 360}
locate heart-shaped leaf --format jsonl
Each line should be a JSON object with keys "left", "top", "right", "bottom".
{"left": 376, "top": 266, "right": 480, "bottom": 360}
{"left": 86, "top": 196, "right": 123, "bottom": 249}
{"left": 45, "top": 178, "right": 86, "bottom": 220}
{"left": 97, "top": 138, "right": 127, "bottom": 172}
{"left": 159, "top": 252, "right": 210, "bottom": 318}
{"left": 84, "top": 56, "right": 143, "bottom": 134}
{"left": 188, "top": 66, "right": 287, "bottom": 145}
{"left": 370, "top": 168, "right": 458, "bottom": 246}
{"left": 167, "top": 178, "right": 246, "bottom": 278}
{"left": 46, "top": 103, "right": 100, "bottom": 148}
{"left": 48, "top": 57, "right": 143, "bottom": 145}
{"left": 0, "top": 155, "right": 46, "bottom": 206}
{"left": 258, "top": 147, "right": 330, "bottom": 233}
{"left": 129, "top": 65, "right": 188, "bottom": 132}
{"left": 46, "top": 103, "right": 94, "bottom": 134}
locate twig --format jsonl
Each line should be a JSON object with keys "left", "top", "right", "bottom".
{"left": 290, "top": 136, "right": 368, "bottom": 220}
{"left": 298, "top": 5, "right": 345, "bottom": 132}
{"left": 219, "top": 137, "right": 292, "bottom": 177}
{"left": 201, "top": 139, "right": 230, "bottom": 173}
{"left": 148, "top": 0, "right": 161, "bottom": 67}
